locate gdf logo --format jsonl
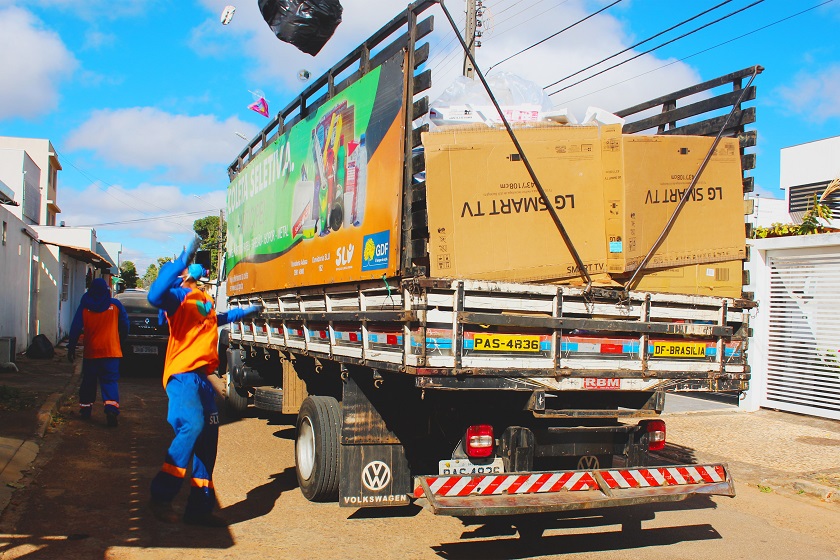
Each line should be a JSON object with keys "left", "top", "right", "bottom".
{"left": 361, "top": 461, "right": 391, "bottom": 491}
{"left": 361, "top": 231, "right": 390, "bottom": 271}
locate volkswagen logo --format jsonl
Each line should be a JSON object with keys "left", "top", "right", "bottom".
{"left": 144, "top": 318, "right": 150, "bottom": 325}
{"left": 577, "top": 455, "right": 601, "bottom": 470}
{"left": 361, "top": 460, "right": 391, "bottom": 491}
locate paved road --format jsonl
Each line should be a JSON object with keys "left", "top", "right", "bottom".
{"left": 0, "top": 372, "right": 838, "bottom": 559}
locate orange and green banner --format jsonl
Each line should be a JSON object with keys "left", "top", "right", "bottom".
{"left": 226, "top": 55, "right": 406, "bottom": 296}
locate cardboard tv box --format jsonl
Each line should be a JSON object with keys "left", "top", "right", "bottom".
{"left": 600, "top": 126, "right": 747, "bottom": 273}
{"left": 613, "top": 259, "right": 744, "bottom": 298}
{"left": 423, "top": 124, "right": 609, "bottom": 282}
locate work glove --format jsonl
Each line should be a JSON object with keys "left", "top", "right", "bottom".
{"left": 245, "top": 304, "right": 263, "bottom": 317}
{"left": 67, "top": 347, "right": 76, "bottom": 363}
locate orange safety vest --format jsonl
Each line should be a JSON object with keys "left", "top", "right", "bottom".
{"left": 82, "top": 306, "right": 123, "bottom": 359}
{"left": 162, "top": 288, "right": 219, "bottom": 387}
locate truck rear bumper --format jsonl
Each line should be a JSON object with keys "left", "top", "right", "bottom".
{"left": 413, "top": 464, "right": 734, "bottom": 516}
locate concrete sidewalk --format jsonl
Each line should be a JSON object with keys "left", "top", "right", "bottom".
{"left": 0, "top": 345, "right": 79, "bottom": 515}
{"left": 661, "top": 394, "right": 839, "bottom": 502}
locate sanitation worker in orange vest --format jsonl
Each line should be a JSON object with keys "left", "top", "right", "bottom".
{"left": 147, "top": 238, "right": 260, "bottom": 527}
{"left": 67, "top": 277, "right": 129, "bottom": 427}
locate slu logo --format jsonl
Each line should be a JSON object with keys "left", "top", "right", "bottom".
{"left": 361, "top": 460, "right": 391, "bottom": 491}
{"left": 195, "top": 300, "right": 213, "bottom": 317}
{"left": 361, "top": 231, "right": 390, "bottom": 271}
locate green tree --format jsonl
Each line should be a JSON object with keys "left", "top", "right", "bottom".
{"left": 120, "top": 261, "right": 138, "bottom": 289}
{"left": 193, "top": 215, "right": 225, "bottom": 279}
{"left": 142, "top": 263, "right": 158, "bottom": 289}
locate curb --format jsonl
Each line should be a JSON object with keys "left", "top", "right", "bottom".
{"left": 34, "top": 359, "right": 82, "bottom": 438}
{"left": 792, "top": 479, "right": 836, "bottom": 502}
{"left": 0, "top": 359, "right": 81, "bottom": 517}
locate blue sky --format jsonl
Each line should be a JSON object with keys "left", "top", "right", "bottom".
{"left": 1, "top": 0, "right": 839, "bottom": 273}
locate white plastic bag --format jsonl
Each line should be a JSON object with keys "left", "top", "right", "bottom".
{"left": 429, "top": 72, "right": 553, "bottom": 126}
{"left": 582, "top": 106, "right": 625, "bottom": 126}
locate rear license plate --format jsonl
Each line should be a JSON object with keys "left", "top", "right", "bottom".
{"left": 473, "top": 334, "right": 540, "bottom": 353}
{"left": 439, "top": 458, "right": 504, "bottom": 475}
{"left": 133, "top": 345, "right": 158, "bottom": 355}
{"left": 652, "top": 342, "right": 707, "bottom": 358}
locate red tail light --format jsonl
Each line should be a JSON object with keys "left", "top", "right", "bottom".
{"left": 465, "top": 425, "right": 494, "bottom": 458}
{"left": 643, "top": 419, "right": 666, "bottom": 451}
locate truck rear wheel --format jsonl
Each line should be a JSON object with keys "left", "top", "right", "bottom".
{"left": 295, "top": 396, "right": 341, "bottom": 502}
{"left": 225, "top": 371, "right": 250, "bottom": 417}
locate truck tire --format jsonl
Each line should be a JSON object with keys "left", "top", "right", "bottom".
{"left": 225, "top": 371, "right": 250, "bottom": 417}
{"left": 295, "top": 396, "right": 341, "bottom": 502}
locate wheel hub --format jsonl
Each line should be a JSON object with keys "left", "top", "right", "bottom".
{"left": 297, "top": 417, "right": 316, "bottom": 480}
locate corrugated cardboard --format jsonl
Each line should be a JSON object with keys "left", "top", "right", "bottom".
{"left": 601, "top": 128, "right": 746, "bottom": 273}
{"left": 423, "top": 124, "right": 610, "bottom": 282}
{"left": 613, "top": 260, "right": 744, "bottom": 298}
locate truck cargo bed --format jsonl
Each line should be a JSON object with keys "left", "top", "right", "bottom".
{"left": 227, "top": 277, "right": 750, "bottom": 395}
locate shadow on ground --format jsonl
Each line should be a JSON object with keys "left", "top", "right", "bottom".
{"left": 432, "top": 497, "right": 721, "bottom": 558}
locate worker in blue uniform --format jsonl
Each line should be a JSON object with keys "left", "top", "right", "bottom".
{"left": 68, "top": 277, "right": 129, "bottom": 427}
{"left": 147, "top": 238, "right": 260, "bottom": 527}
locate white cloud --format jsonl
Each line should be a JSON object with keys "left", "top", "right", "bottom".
{"left": 83, "top": 29, "right": 116, "bottom": 50}
{"left": 20, "top": 0, "right": 160, "bottom": 20}
{"left": 64, "top": 108, "right": 260, "bottom": 183}
{"left": 190, "top": 0, "right": 700, "bottom": 122}
{"left": 777, "top": 64, "right": 840, "bottom": 122}
{"left": 59, "top": 182, "right": 226, "bottom": 271}
{"left": 0, "top": 6, "right": 77, "bottom": 120}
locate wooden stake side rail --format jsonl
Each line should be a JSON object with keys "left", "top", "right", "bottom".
{"left": 226, "top": 278, "right": 750, "bottom": 389}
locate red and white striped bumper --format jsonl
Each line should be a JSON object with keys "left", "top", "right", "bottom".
{"left": 413, "top": 464, "right": 734, "bottom": 516}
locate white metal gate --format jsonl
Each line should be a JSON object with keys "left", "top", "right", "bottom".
{"left": 763, "top": 250, "right": 840, "bottom": 419}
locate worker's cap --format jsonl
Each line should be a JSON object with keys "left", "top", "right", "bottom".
{"left": 185, "top": 263, "right": 208, "bottom": 281}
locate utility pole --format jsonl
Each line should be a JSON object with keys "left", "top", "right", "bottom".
{"left": 462, "top": 0, "right": 481, "bottom": 78}
{"left": 216, "top": 209, "right": 225, "bottom": 279}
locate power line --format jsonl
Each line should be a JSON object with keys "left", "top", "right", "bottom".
{"left": 546, "top": 0, "right": 766, "bottom": 96}
{"left": 489, "top": 0, "right": 528, "bottom": 19}
{"left": 488, "top": 0, "right": 623, "bottom": 72}
{"left": 76, "top": 209, "right": 217, "bottom": 228}
{"left": 543, "top": 0, "right": 735, "bottom": 90}
{"left": 551, "top": 0, "right": 835, "bottom": 107}
{"left": 489, "top": 0, "right": 572, "bottom": 40}
{"left": 54, "top": 148, "right": 220, "bottom": 235}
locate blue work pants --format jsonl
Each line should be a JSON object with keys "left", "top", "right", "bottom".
{"left": 79, "top": 358, "right": 120, "bottom": 417}
{"left": 150, "top": 372, "right": 220, "bottom": 515}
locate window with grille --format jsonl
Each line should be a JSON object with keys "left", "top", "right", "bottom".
{"left": 61, "top": 262, "right": 69, "bottom": 302}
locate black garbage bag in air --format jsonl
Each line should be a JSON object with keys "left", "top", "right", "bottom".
{"left": 258, "top": 0, "right": 343, "bottom": 56}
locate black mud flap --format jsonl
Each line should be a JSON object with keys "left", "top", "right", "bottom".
{"left": 413, "top": 464, "right": 735, "bottom": 516}
{"left": 340, "top": 444, "right": 411, "bottom": 507}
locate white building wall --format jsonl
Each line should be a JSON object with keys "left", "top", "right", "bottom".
{"left": 0, "top": 205, "right": 38, "bottom": 353}
{"left": 35, "top": 226, "right": 98, "bottom": 252}
{"left": 0, "top": 149, "right": 44, "bottom": 226}
{"left": 780, "top": 136, "right": 840, "bottom": 227}
{"left": 37, "top": 243, "right": 60, "bottom": 344}
{"left": 0, "top": 137, "right": 61, "bottom": 226}
{"left": 748, "top": 195, "right": 790, "bottom": 227}
{"left": 780, "top": 136, "right": 840, "bottom": 189}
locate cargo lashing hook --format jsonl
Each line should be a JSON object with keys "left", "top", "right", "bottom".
{"left": 340, "top": 364, "right": 349, "bottom": 382}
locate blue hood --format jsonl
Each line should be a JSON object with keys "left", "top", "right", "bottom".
{"left": 80, "top": 278, "right": 112, "bottom": 313}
